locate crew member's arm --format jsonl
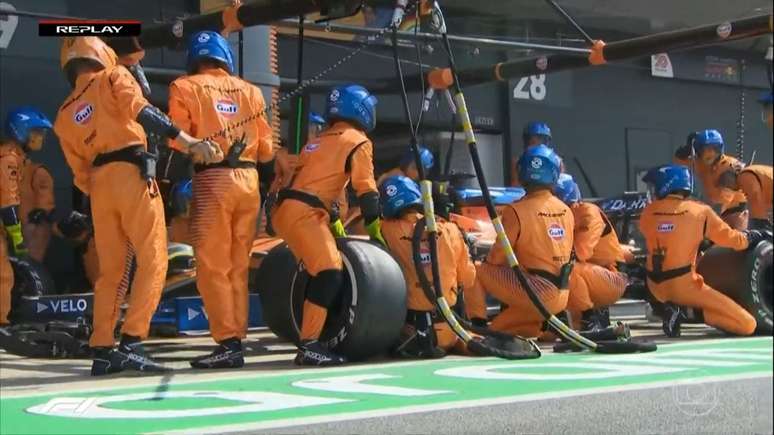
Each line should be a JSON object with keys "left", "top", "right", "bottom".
{"left": 113, "top": 68, "right": 218, "bottom": 161}
{"left": 453, "top": 227, "right": 476, "bottom": 290}
{"left": 350, "top": 141, "right": 383, "bottom": 245}
{"left": 574, "top": 205, "right": 605, "bottom": 262}
{"left": 703, "top": 206, "right": 748, "bottom": 251}
{"left": 0, "top": 151, "right": 25, "bottom": 256}
{"left": 737, "top": 171, "right": 766, "bottom": 220}
{"left": 252, "top": 86, "right": 275, "bottom": 164}
{"left": 26, "top": 166, "right": 56, "bottom": 226}
{"left": 485, "top": 205, "right": 520, "bottom": 266}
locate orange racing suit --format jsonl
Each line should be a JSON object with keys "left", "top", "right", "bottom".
{"left": 382, "top": 212, "right": 476, "bottom": 352}
{"left": 567, "top": 201, "right": 627, "bottom": 317}
{"left": 468, "top": 189, "right": 573, "bottom": 338}
{"left": 273, "top": 121, "right": 378, "bottom": 341}
{"left": 640, "top": 195, "right": 755, "bottom": 336}
{"left": 736, "top": 164, "right": 773, "bottom": 225}
{"left": 0, "top": 140, "right": 24, "bottom": 324}
{"left": 675, "top": 154, "right": 748, "bottom": 229}
{"left": 54, "top": 56, "right": 169, "bottom": 348}
{"left": 168, "top": 66, "right": 273, "bottom": 343}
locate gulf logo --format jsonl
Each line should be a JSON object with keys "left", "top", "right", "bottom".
{"left": 73, "top": 102, "right": 94, "bottom": 125}
{"left": 547, "top": 223, "right": 565, "bottom": 240}
{"left": 304, "top": 142, "right": 320, "bottom": 153}
{"left": 657, "top": 222, "right": 675, "bottom": 233}
{"left": 215, "top": 99, "right": 238, "bottom": 117}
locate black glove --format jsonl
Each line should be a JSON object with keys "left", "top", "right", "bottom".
{"left": 743, "top": 230, "right": 769, "bottom": 249}
{"left": 27, "top": 209, "right": 52, "bottom": 225}
{"left": 674, "top": 143, "right": 693, "bottom": 160}
{"left": 57, "top": 211, "right": 91, "bottom": 239}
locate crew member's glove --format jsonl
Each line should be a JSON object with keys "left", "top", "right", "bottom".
{"left": 189, "top": 140, "right": 224, "bottom": 165}
{"left": 366, "top": 218, "right": 386, "bottom": 247}
{"left": 27, "top": 208, "right": 53, "bottom": 225}
{"left": 674, "top": 132, "right": 698, "bottom": 160}
{"left": 743, "top": 229, "right": 769, "bottom": 249}
{"left": 330, "top": 219, "right": 347, "bottom": 238}
{"left": 6, "top": 223, "right": 28, "bottom": 257}
{"left": 57, "top": 211, "right": 91, "bottom": 239}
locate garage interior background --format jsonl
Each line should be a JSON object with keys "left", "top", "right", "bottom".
{"left": 0, "top": 0, "right": 772, "bottom": 290}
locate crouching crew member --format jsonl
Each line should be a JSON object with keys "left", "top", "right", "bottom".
{"left": 674, "top": 129, "right": 748, "bottom": 230}
{"left": 273, "top": 84, "right": 382, "bottom": 366}
{"left": 640, "top": 164, "right": 766, "bottom": 337}
{"left": 555, "top": 174, "right": 627, "bottom": 331}
{"left": 469, "top": 145, "right": 573, "bottom": 337}
{"left": 167, "top": 31, "right": 275, "bottom": 368}
{"left": 55, "top": 36, "right": 221, "bottom": 375}
{"left": 380, "top": 175, "right": 476, "bottom": 358}
{"left": 377, "top": 146, "right": 434, "bottom": 186}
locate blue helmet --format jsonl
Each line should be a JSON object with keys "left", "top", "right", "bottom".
{"left": 642, "top": 164, "right": 693, "bottom": 199}
{"left": 325, "top": 84, "right": 378, "bottom": 132}
{"left": 187, "top": 31, "right": 235, "bottom": 74}
{"left": 380, "top": 175, "right": 423, "bottom": 218}
{"left": 523, "top": 121, "right": 552, "bottom": 145}
{"left": 517, "top": 144, "right": 562, "bottom": 187}
{"left": 693, "top": 129, "right": 724, "bottom": 156}
{"left": 4, "top": 106, "right": 52, "bottom": 144}
{"left": 309, "top": 112, "right": 326, "bottom": 126}
{"left": 400, "top": 146, "right": 434, "bottom": 172}
{"left": 169, "top": 179, "right": 193, "bottom": 216}
{"left": 554, "top": 173, "right": 581, "bottom": 204}
{"left": 759, "top": 91, "right": 773, "bottom": 105}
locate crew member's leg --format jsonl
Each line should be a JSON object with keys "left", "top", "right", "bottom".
{"left": 229, "top": 168, "right": 260, "bottom": 337}
{"left": 476, "top": 262, "right": 568, "bottom": 338}
{"left": 0, "top": 239, "right": 13, "bottom": 324}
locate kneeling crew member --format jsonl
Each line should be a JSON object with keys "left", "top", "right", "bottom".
{"left": 470, "top": 145, "right": 573, "bottom": 337}
{"left": 674, "top": 129, "right": 748, "bottom": 230}
{"left": 168, "top": 31, "right": 275, "bottom": 368}
{"left": 380, "top": 175, "right": 476, "bottom": 358}
{"left": 273, "top": 84, "right": 382, "bottom": 366}
{"left": 726, "top": 164, "right": 772, "bottom": 230}
{"left": 640, "top": 164, "right": 765, "bottom": 337}
{"left": 55, "top": 36, "right": 221, "bottom": 375}
{"left": 555, "top": 174, "right": 627, "bottom": 331}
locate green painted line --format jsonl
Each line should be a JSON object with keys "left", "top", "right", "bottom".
{"left": 1, "top": 338, "right": 771, "bottom": 435}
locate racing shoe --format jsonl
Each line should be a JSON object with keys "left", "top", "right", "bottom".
{"left": 581, "top": 307, "right": 611, "bottom": 332}
{"left": 295, "top": 340, "right": 347, "bottom": 367}
{"left": 190, "top": 338, "right": 244, "bottom": 369}
{"left": 111, "top": 340, "right": 169, "bottom": 373}
{"left": 662, "top": 303, "right": 687, "bottom": 338}
{"left": 91, "top": 347, "right": 124, "bottom": 376}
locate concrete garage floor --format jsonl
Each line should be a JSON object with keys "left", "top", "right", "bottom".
{"left": 0, "top": 301, "right": 771, "bottom": 435}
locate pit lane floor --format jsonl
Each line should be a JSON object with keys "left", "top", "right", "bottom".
{"left": 1, "top": 302, "right": 771, "bottom": 434}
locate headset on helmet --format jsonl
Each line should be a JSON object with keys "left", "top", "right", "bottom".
{"left": 642, "top": 164, "right": 693, "bottom": 199}
{"left": 380, "top": 175, "right": 423, "bottom": 219}
{"left": 554, "top": 173, "right": 581, "bottom": 204}
{"left": 522, "top": 121, "right": 552, "bottom": 145}
{"left": 187, "top": 31, "right": 235, "bottom": 75}
{"left": 517, "top": 144, "right": 562, "bottom": 187}
{"left": 325, "top": 84, "right": 378, "bottom": 132}
{"left": 400, "top": 146, "right": 434, "bottom": 172}
{"left": 4, "top": 107, "right": 52, "bottom": 144}
{"left": 693, "top": 129, "right": 725, "bottom": 156}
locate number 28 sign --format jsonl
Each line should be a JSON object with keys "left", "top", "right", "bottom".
{"left": 513, "top": 74, "right": 547, "bottom": 101}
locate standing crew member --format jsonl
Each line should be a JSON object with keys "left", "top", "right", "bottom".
{"left": 555, "top": 174, "right": 627, "bottom": 331}
{"left": 54, "top": 36, "right": 221, "bottom": 375}
{"left": 2, "top": 108, "right": 91, "bottom": 263}
{"left": 273, "top": 84, "right": 382, "bottom": 366}
{"left": 377, "top": 146, "right": 434, "bottom": 185}
{"left": 639, "top": 164, "right": 765, "bottom": 337}
{"left": 760, "top": 91, "right": 773, "bottom": 129}
{"left": 380, "top": 175, "right": 476, "bottom": 358}
{"left": 674, "top": 129, "right": 748, "bottom": 230}
{"left": 469, "top": 145, "right": 573, "bottom": 337}
{"left": 167, "top": 31, "right": 274, "bottom": 368}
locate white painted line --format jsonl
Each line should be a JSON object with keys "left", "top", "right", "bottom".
{"left": 153, "top": 371, "right": 773, "bottom": 435}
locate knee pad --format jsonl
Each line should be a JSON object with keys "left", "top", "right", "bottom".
{"left": 306, "top": 269, "right": 343, "bottom": 308}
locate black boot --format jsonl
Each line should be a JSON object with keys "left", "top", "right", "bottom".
{"left": 111, "top": 336, "right": 169, "bottom": 373}
{"left": 662, "top": 303, "right": 687, "bottom": 338}
{"left": 394, "top": 311, "right": 446, "bottom": 359}
{"left": 91, "top": 347, "right": 123, "bottom": 376}
{"left": 190, "top": 338, "right": 244, "bottom": 369}
{"left": 581, "top": 307, "right": 611, "bottom": 332}
{"left": 295, "top": 340, "right": 347, "bottom": 366}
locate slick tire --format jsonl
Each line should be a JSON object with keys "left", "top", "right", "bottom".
{"left": 697, "top": 240, "right": 773, "bottom": 335}
{"left": 257, "top": 238, "right": 407, "bottom": 360}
